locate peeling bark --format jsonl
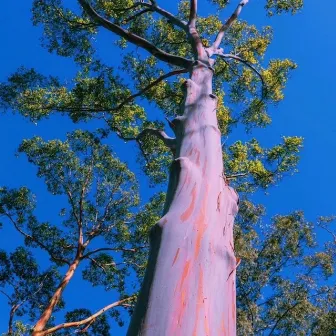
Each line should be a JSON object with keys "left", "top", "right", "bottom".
{"left": 127, "top": 60, "right": 239, "bottom": 335}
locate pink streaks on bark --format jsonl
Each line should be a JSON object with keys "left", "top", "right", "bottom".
{"left": 127, "top": 62, "right": 239, "bottom": 336}
{"left": 194, "top": 185, "right": 209, "bottom": 259}
{"left": 180, "top": 183, "right": 197, "bottom": 222}
{"left": 171, "top": 248, "right": 180, "bottom": 267}
{"left": 193, "top": 267, "right": 204, "bottom": 336}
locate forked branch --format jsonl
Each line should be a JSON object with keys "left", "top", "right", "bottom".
{"left": 40, "top": 297, "right": 135, "bottom": 335}
{"left": 78, "top": 0, "right": 191, "bottom": 68}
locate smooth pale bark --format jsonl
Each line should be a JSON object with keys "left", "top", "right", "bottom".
{"left": 127, "top": 61, "right": 239, "bottom": 335}
{"left": 32, "top": 258, "right": 81, "bottom": 336}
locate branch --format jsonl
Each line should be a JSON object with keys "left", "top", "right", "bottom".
{"left": 116, "top": 127, "right": 176, "bottom": 152}
{"left": 138, "top": 129, "right": 176, "bottom": 149}
{"left": 142, "top": 2, "right": 188, "bottom": 31}
{"left": 215, "top": 51, "right": 266, "bottom": 98}
{"left": 14, "top": 273, "right": 51, "bottom": 312}
{"left": 226, "top": 172, "right": 249, "bottom": 180}
{"left": 35, "top": 69, "right": 188, "bottom": 117}
{"left": 0, "top": 290, "right": 11, "bottom": 302}
{"left": 186, "top": 0, "right": 205, "bottom": 59}
{"left": 112, "top": 3, "right": 145, "bottom": 13}
{"left": 113, "top": 68, "right": 188, "bottom": 112}
{"left": 78, "top": 0, "right": 191, "bottom": 68}
{"left": 189, "top": 0, "right": 197, "bottom": 28}
{"left": 78, "top": 161, "right": 94, "bottom": 248}
{"left": 4, "top": 213, "right": 70, "bottom": 265}
{"left": 86, "top": 256, "right": 110, "bottom": 274}
{"left": 82, "top": 247, "right": 138, "bottom": 259}
{"left": 123, "top": 8, "right": 153, "bottom": 24}
{"left": 41, "top": 297, "right": 135, "bottom": 335}
{"left": 318, "top": 222, "right": 336, "bottom": 244}
{"left": 268, "top": 291, "right": 329, "bottom": 336}
{"left": 211, "top": 0, "right": 249, "bottom": 51}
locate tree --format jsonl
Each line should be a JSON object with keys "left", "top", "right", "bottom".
{"left": 0, "top": 0, "right": 335, "bottom": 335}
{"left": 0, "top": 131, "right": 139, "bottom": 335}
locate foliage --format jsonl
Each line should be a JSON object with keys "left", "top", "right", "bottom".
{"left": 0, "top": 246, "right": 61, "bottom": 323}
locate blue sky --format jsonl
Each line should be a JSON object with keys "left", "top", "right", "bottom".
{"left": 1, "top": 0, "right": 336, "bottom": 334}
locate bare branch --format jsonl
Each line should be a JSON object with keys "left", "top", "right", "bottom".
{"left": 0, "top": 290, "right": 11, "bottom": 302}
{"left": 78, "top": 0, "right": 191, "bottom": 68}
{"left": 211, "top": 0, "right": 249, "bottom": 50}
{"left": 120, "top": 128, "right": 176, "bottom": 149}
{"left": 77, "top": 318, "right": 95, "bottom": 333}
{"left": 226, "top": 172, "right": 249, "bottom": 180}
{"left": 42, "top": 297, "right": 135, "bottom": 335}
{"left": 189, "top": 0, "right": 197, "bottom": 28}
{"left": 318, "top": 221, "right": 336, "bottom": 244}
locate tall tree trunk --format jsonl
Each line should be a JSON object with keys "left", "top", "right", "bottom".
{"left": 128, "top": 60, "right": 239, "bottom": 335}
{"left": 32, "top": 258, "right": 81, "bottom": 335}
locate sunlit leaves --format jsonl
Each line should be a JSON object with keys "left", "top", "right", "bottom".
{"left": 266, "top": 0, "right": 304, "bottom": 16}
{"left": 223, "top": 22, "right": 273, "bottom": 64}
{"left": 207, "top": 0, "right": 229, "bottom": 8}
{"left": 225, "top": 136, "right": 303, "bottom": 191}
{"left": 150, "top": 18, "right": 191, "bottom": 58}
{"left": 262, "top": 59, "right": 297, "bottom": 102}
{"left": 216, "top": 90, "right": 235, "bottom": 135}
{"left": 0, "top": 66, "right": 146, "bottom": 131}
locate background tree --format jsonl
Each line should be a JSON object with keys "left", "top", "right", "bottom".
{"left": 0, "top": 0, "right": 335, "bottom": 335}
{"left": 1, "top": 130, "right": 139, "bottom": 335}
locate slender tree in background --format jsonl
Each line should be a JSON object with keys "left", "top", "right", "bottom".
{"left": 1, "top": 131, "right": 139, "bottom": 335}
{"left": 0, "top": 0, "right": 335, "bottom": 335}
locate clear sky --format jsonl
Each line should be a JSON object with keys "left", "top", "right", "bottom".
{"left": 0, "top": 0, "right": 335, "bottom": 334}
